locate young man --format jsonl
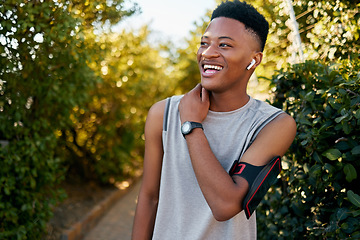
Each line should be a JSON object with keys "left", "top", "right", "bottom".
{"left": 132, "top": 1, "right": 296, "bottom": 239}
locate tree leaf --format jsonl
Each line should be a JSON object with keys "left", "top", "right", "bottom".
{"left": 351, "top": 146, "right": 360, "bottom": 155}
{"left": 337, "top": 208, "right": 349, "bottom": 221}
{"left": 310, "top": 164, "right": 322, "bottom": 176}
{"left": 347, "top": 190, "right": 360, "bottom": 208}
{"left": 342, "top": 122, "right": 351, "bottom": 135}
{"left": 352, "top": 210, "right": 360, "bottom": 217}
{"left": 335, "top": 114, "right": 349, "bottom": 123}
{"left": 344, "top": 164, "right": 357, "bottom": 182}
{"left": 322, "top": 149, "right": 342, "bottom": 160}
{"left": 299, "top": 117, "right": 312, "bottom": 126}
{"left": 312, "top": 151, "right": 322, "bottom": 163}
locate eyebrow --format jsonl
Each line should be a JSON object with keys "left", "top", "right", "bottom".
{"left": 219, "top": 36, "right": 235, "bottom": 41}
{"left": 201, "top": 36, "right": 235, "bottom": 41}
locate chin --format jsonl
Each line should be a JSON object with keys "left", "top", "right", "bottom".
{"left": 201, "top": 82, "right": 221, "bottom": 94}
{"left": 200, "top": 79, "right": 212, "bottom": 90}
{"left": 201, "top": 78, "right": 220, "bottom": 91}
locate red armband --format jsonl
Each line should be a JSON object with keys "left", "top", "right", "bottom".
{"left": 229, "top": 156, "right": 282, "bottom": 219}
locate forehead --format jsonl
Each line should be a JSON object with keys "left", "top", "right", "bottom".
{"left": 204, "top": 17, "right": 246, "bottom": 37}
{"left": 203, "top": 17, "right": 257, "bottom": 48}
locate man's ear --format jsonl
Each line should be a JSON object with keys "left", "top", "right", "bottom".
{"left": 253, "top": 52, "right": 263, "bottom": 68}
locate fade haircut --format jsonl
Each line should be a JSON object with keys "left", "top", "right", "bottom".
{"left": 211, "top": 0, "right": 269, "bottom": 52}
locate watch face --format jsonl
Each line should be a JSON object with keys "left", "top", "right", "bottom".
{"left": 181, "top": 122, "right": 191, "bottom": 134}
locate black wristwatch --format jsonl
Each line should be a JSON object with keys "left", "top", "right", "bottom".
{"left": 181, "top": 121, "right": 203, "bottom": 137}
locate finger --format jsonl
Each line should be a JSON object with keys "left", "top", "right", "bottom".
{"left": 188, "top": 83, "right": 202, "bottom": 98}
{"left": 201, "top": 87, "right": 210, "bottom": 102}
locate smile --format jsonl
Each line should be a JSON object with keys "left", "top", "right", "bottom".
{"left": 203, "top": 64, "right": 223, "bottom": 71}
{"left": 201, "top": 64, "right": 224, "bottom": 77}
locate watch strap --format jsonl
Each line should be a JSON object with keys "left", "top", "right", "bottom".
{"left": 189, "top": 122, "right": 203, "bottom": 130}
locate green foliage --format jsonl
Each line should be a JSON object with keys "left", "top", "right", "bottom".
{"left": 257, "top": 58, "right": 360, "bottom": 239}
{"left": 0, "top": 138, "right": 64, "bottom": 240}
{"left": 293, "top": 0, "right": 360, "bottom": 61}
{"left": 0, "top": 0, "right": 137, "bottom": 238}
{"left": 59, "top": 27, "right": 174, "bottom": 183}
{"left": 250, "top": 0, "right": 360, "bottom": 80}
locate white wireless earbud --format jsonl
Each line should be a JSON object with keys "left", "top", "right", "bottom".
{"left": 246, "top": 59, "right": 256, "bottom": 70}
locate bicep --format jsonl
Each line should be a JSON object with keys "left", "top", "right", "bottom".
{"left": 241, "top": 113, "right": 296, "bottom": 166}
{"left": 140, "top": 100, "right": 167, "bottom": 200}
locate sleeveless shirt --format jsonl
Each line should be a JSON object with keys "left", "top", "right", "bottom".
{"left": 152, "top": 95, "right": 283, "bottom": 240}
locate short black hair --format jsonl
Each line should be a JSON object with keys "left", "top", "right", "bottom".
{"left": 211, "top": 0, "right": 269, "bottom": 52}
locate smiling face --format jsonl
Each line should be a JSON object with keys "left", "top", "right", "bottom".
{"left": 197, "top": 17, "right": 262, "bottom": 94}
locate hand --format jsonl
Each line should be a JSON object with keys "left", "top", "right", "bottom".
{"left": 179, "top": 84, "right": 210, "bottom": 124}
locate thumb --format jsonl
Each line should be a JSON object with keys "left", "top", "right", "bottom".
{"left": 201, "top": 87, "right": 210, "bottom": 103}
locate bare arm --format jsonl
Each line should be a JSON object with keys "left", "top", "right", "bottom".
{"left": 179, "top": 85, "right": 296, "bottom": 221}
{"left": 132, "top": 100, "right": 166, "bottom": 240}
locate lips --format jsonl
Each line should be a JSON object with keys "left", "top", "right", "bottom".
{"left": 201, "top": 63, "right": 224, "bottom": 77}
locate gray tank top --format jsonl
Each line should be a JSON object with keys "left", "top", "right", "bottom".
{"left": 153, "top": 95, "right": 283, "bottom": 240}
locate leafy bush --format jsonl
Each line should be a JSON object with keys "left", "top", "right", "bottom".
{"left": 0, "top": 0, "right": 137, "bottom": 238}
{"left": 59, "top": 29, "right": 174, "bottom": 183}
{"left": 257, "top": 59, "right": 360, "bottom": 239}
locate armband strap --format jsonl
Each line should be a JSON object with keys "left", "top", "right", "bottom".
{"left": 229, "top": 156, "right": 282, "bottom": 219}
{"left": 229, "top": 161, "right": 265, "bottom": 187}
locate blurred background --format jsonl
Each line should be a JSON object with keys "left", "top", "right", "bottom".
{"left": 1, "top": 0, "right": 359, "bottom": 239}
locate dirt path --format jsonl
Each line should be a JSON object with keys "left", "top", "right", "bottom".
{"left": 83, "top": 180, "right": 141, "bottom": 240}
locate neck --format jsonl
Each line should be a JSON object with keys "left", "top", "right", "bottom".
{"left": 209, "top": 90, "right": 250, "bottom": 112}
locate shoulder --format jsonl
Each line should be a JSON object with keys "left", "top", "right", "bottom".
{"left": 269, "top": 112, "right": 297, "bottom": 132}
{"left": 257, "top": 112, "right": 296, "bottom": 154}
{"left": 147, "top": 95, "right": 183, "bottom": 124}
{"left": 147, "top": 95, "right": 182, "bottom": 119}
{"left": 145, "top": 99, "right": 167, "bottom": 134}
{"left": 147, "top": 99, "right": 167, "bottom": 120}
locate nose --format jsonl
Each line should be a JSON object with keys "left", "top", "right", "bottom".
{"left": 200, "top": 44, "right": 220, "bottom": 59}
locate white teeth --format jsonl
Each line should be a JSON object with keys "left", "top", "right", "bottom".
{"left": 204, "top": 64, "right": 223, "bottom": 71}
